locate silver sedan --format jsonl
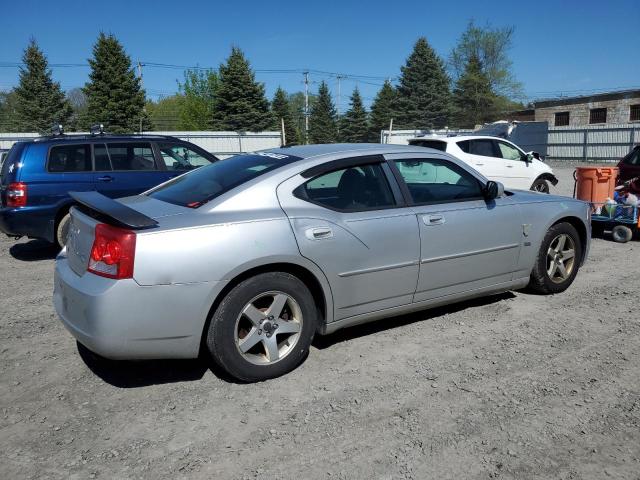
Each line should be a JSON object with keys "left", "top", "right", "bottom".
{"left": 54, "top": 144, "right": 591, "bottom": 381}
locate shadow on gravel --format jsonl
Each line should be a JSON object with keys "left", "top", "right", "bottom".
{"left": 9, "top": 240, "right": 59, "bottom": 261}
{"left": 77, "top": 342, "right": 211, "bottom": 388}
{"left": 313, "top": 292, "right": 515, "bottom": 350}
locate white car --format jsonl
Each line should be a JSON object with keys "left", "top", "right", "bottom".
{"left": 408, "top": 135, "right": 557, "bottom": 193}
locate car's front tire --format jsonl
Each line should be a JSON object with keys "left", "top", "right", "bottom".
{"left": 530, "top": 177, "right": 550, "bottom": 193}
{"left": 206, "top": 272, "right": 317, "bottom": 382}
{"left": 527, "top": 222, "right": 582, "bottom": 294}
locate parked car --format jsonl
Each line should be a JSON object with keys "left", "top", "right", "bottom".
{"left": 617, "top": 144, "right": 640, "bottom": 194}
{"left": 408, "top": 135, "right": 557, "bottom": 193}
{"left": 54, "top": 143, "right": 590, "bottom": 382}
{"left": 0, "top": 134, "right": 218, "bottom": 248}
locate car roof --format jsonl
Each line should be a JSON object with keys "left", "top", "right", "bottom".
{"left": 265, "top": 142, "right": 441, "bottom": 160}
{"left": 411, "top": 135, "right": 510, "bottom": 143}
{"left": 29, "top": 134, "right": 186, "bottom": 144}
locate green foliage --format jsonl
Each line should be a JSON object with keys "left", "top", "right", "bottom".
{"left": 369, "top": 80, "right": 397, "bottom": 142}
{"left": 309, "top": 81, "right": 338, "bottom": 144}
{"left": 178, "top": 69, "right": 218, "bottom": 130}
{"left": 147, "top": 95, "right": 186, "bottom": 130}
{"left": 449, "top": 21, "right": 523, "bottom": 99}
{"left": 0, "top": 90, "right": 20, "bottom": 132}
{"left": 272, "top": 87, "right": 299, "bottom": 145}
{"left": 395, "top": 37, "right": 451, "bottom": 129}
{"left": 339, "top": 87, "right": 369, "bottom": 143}
{"left": 12, "top": 39, "right": 72, "bottom": 133}
{"left": 215, "top": 47, "right": 273, "bottom": 131}
{"left": 83, "top": 32, "right": 150, "bottom": 133}
{"left": 452, "top": 55, "right": 498, "bottom": 128}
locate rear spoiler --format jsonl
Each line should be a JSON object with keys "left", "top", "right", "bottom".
{"left": 69, "top": 191, "right": 158, "bottom": 229}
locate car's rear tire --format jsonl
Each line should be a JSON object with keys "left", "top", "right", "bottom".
{"left": 611, "top": 225, "right": 633, "bottom": 243}
{"left": 206, "top": 272, "right": 317, "bottom": 382}
{"left": 530, "top": 177, "right": 550, "bottom": 193}
{"left": 55, "top": 212, "right": 71, "bottom": 250}
{"left": 527, "top": 222, "right": 582, "bottom": 294}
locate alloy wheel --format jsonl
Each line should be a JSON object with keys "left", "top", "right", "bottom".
{"left": 234, "top": 291, "right": 303, "bottom": 365}
{"left": 546, "top": 233, "right": 576, "bottom": 284}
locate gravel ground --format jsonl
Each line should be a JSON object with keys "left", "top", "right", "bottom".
{"left": 1, "top": 166, "right": 639, "bottom": 480}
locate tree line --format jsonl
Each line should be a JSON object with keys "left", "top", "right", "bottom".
{"left": 0, "top": 22, "right": 524, "bottom": 142}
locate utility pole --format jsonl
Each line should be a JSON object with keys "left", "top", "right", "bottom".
{"left": 336, "top": 75, "right": 343, "bottom": 117}
{"left": 303, "top": 71, "right": 309, "bottom": 144}
{"left": 137, "top": 61, "right": 144, "bottom": 134}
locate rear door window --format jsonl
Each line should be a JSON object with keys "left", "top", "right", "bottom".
{"left": 468, "top": 139, "right": 497, "bottom": 157}
{"left": 93, "top": 144, "right": 112, "bottom": 171}
{"left": 295, "top": 163, "right": 396, "bottom": 211}
{"left": 48, "top": 144, "right": 91, "bottom": 172}
{"left": 107, "top": 143, "right": 157, "bottom": 171}
{"left": 496, "top": 141, "right": 522, "bottom": 161}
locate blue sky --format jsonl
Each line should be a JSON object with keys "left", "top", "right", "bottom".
{"left": 1, "top": 0, "right": 639, "bottom": 111}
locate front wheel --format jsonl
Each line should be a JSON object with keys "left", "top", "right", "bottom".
{"left": 530, "top": 178, "right": 550, "bottom": 193}
{"left": 611, "top": 225, "right": 633, "bottom": 243}
{"left": 206, "top": 272, "right": 317, "bottom": 382}
{"left": 528, "top": 222, "right": 582, "bottom": 294}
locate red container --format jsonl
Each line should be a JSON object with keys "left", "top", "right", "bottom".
{"left": 574, "top": 167, "right": 619, "bottom": 203}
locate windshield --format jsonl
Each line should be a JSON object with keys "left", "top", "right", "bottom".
{"left": 147, "top": 152, "right": 301, "bottom": 207}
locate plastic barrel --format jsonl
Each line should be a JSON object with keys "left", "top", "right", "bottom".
{"left": 574, "top": 167, "right": 619, "bottom": 203}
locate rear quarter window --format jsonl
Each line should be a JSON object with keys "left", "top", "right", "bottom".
{"left": 48, "top": 144, "right": 91, "bottom": 172}
{"left": 409, "top": 140, "right": 447, "bottom": 152}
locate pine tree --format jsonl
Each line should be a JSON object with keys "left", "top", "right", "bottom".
{"left": 396, "top": 37, "right": 451, "bottom": 129}
{"left": 309, "top": 81, "right": 338, "bottom": 144}
{"left": 12, "top": 39, "right": 72, "bottom": 133}
{"left": 369, "top": 80, "right": 397, "bottom": 142}
{"left": 452, "top": 54, "right": 498, "bottom": 128}
{"left": 83, "top": 33, "right": 150, "bottom": 133}
{"left": 215, "top": 47, "right": 273, "bottom": 131}
{"left": 339, "top": 87, "right": 369, "bottom": 143}
{"left": 271, "top": 87, "right": 299, "bottom": 145}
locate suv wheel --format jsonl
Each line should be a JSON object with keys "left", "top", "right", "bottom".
{"left": 55, "top": 212, "right": 71, "bottom": 249}
{"left": 530, "top": 177, "right": 550, "bottom": 193}
{"left": 528, "top": 222, "right": 582, "bottom": 294}
{"left": 206, "top": 272, "right": 317, "bottom": 382}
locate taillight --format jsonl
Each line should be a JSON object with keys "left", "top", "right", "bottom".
{"left": 88, "top": 223, "right": 136, "bottom": 279}
{"left": 7, "top": 182, "right": 27, "bottom": 207}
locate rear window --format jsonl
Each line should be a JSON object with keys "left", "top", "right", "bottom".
{"left": 48, "top": 144, "right": 91, "bottom": 172}
{"left": 148, "top": 152, "right": 301, "bottom": 207}
{"left": 409, "top": 139, "right": 447, "bottom": 151}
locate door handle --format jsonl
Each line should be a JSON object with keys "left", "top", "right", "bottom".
{"left": 506, "top": 164, "right": 514, "bottom": 168}
{"left": 423, "top": 214, "right": 445, "bottom": 226}
{"left": 97, "top": 175, "right": 113, "bottom": 182}
{"left": 475, "top": 163, "right": 484, "bottom": 166}
{"left": 305, "top": 227, "right": 333, "bottom": 240}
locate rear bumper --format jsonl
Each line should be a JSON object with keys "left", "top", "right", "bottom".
{"left": 0, "top": 206, "right": 55, "bottom": 242}
{"left": 53, "top": 252, "right": 224, "bottom": 360}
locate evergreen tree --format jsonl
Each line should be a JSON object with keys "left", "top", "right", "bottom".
{"left": 396, "top": 37, "right": 451, "bottom": 129}
{"left": 339, "top": 87, "right": 369, "bottom": 143}
{"left": 288, "top": 91, "right": 317, "bottom": 143}
{"left": 452, "top": 54, "right": 498, "bottom": 128}
{"left": 83, "top": 33, "right": 150, "bottom": 133}
{"left": 178, "top": 68, "right": 218, "bottom": 130}
{"left": 309, "top": 81, "right": 338, "bottom": 144}
{"left": 271, "top": 87, "right": 299, "bottom": 145}
{"left": 369, "top": 80, "right": 397, "bottom": 142}
{"left": 0, "top": 91, "right": 20, "bottom": 132}
{"left": 12, "top": 39, "right": 72, "bottom": 133}
{"left": 215, "top": 47, "right": 272, "bottom": 131}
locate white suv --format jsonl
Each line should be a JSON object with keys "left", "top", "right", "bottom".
{"left": 408, "top": 135, "right": 557, "bottom": 193}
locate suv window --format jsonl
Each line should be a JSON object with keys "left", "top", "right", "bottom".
{"left": 48, "top": 144, "right": 91, "bottom": 172}
{"left": 496, "top": 141, "right": 522, "bottom": 161}
{"left": 468, "top": 139, "right": 497, "bottom": 157}
{"left": 107, "top": 143, "right": 157, "bottom": 171}
{"left": 94, "top": 144, "right": 112, "bottom": 171}
{"left": 157, "top": 142, "right": 212, "bottom": 171}
{"left": 393, "top": 158, "right": 483, "bottom": 204}
{"left": 295, "top": 163, "right": 395, "bottom": 211}
{"left": 148, "top": 152, "right": 301, "bottom": 207}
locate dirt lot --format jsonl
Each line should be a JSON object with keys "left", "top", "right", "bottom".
{"left": 1, "top": 166, "right": 639, "bottom": 480}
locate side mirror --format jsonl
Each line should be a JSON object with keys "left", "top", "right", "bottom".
{"left": 484, "top": 180, "right": 505, "bottom": 200}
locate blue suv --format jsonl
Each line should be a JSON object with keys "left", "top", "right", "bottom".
{"left": 0, "top": 134, "right": 218, "bottom": 248}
